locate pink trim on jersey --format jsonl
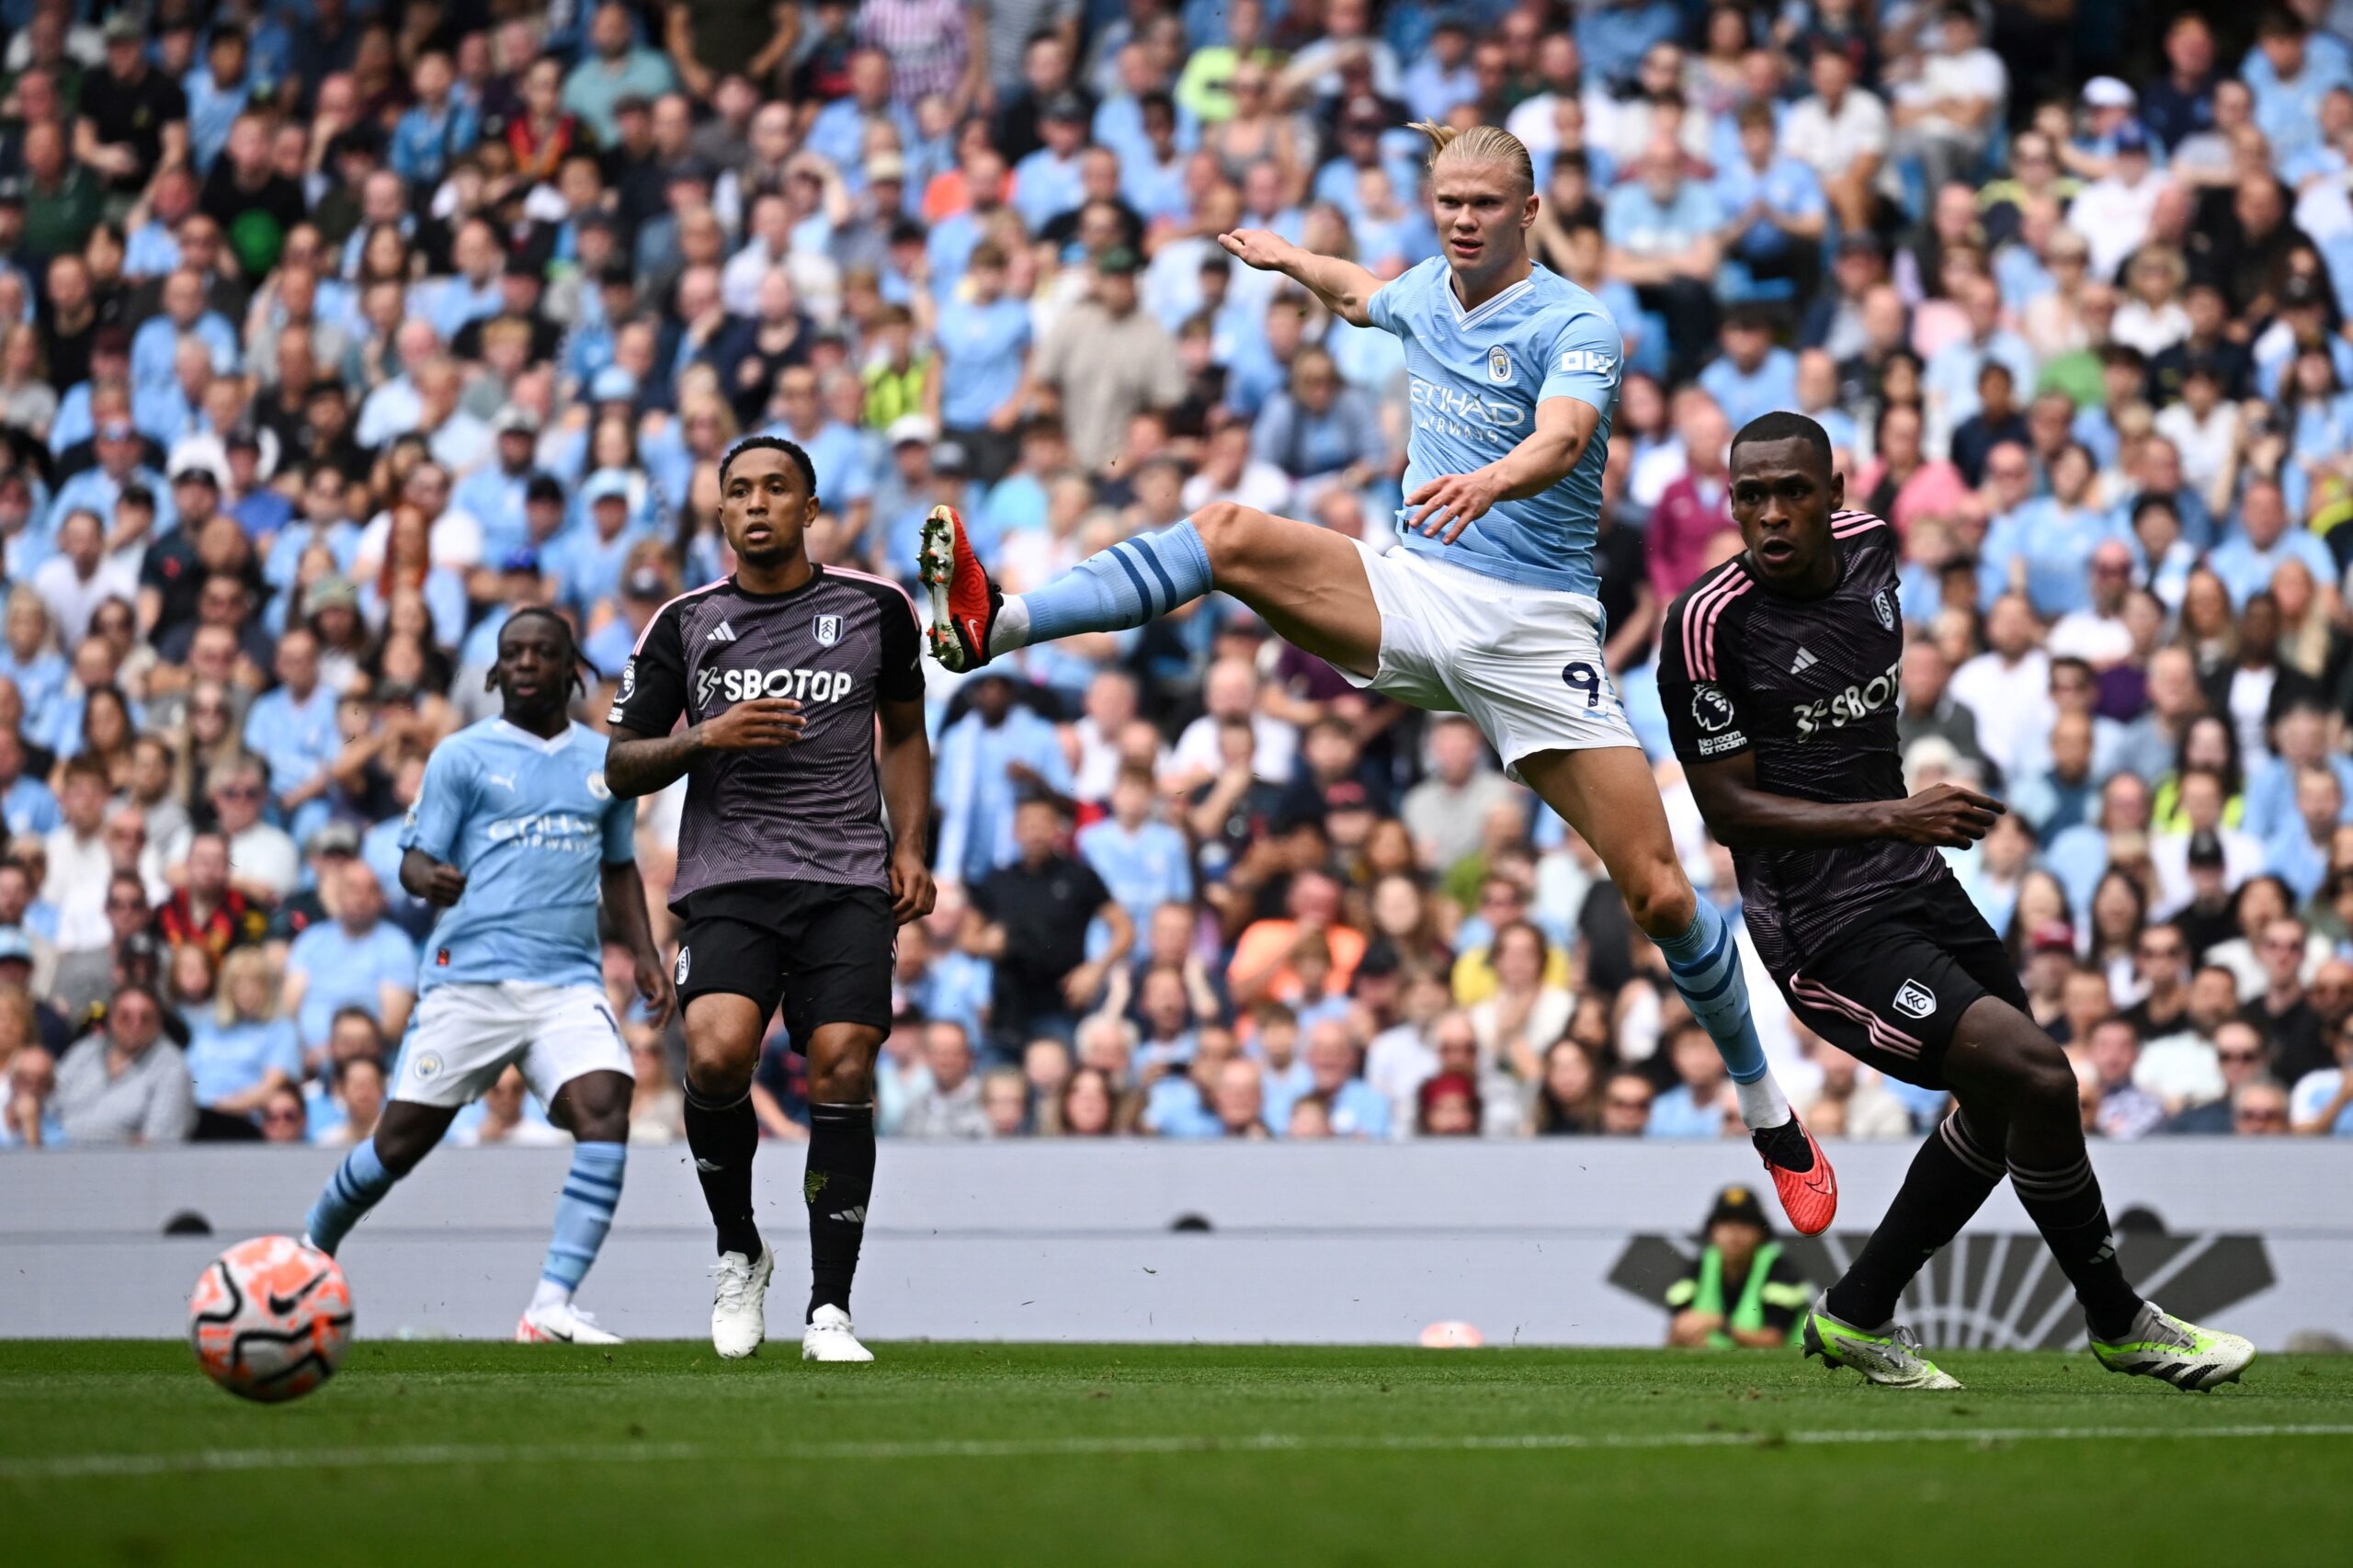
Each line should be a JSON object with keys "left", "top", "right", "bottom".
{"left": 1830, "top": 508, "right": 1889, "bottom": 538}
{"left": 631, "top": 578, "right": 730, "bottom": 655}
{"left": 1680, "top": 570, "right": 1742, "bottom": 680}
{"left": 821, "top": 562, "right": 923, "bottom": 631}
{"left": 1790, "top": 975, "right": 1923, "bottom": 1058}
{"left": 1688, "top": 574, "right": 1754, "bottom": 680}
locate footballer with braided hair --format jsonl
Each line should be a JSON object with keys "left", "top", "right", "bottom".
{"left": 300, "top": 605, "right": 673, "bottom": 1345}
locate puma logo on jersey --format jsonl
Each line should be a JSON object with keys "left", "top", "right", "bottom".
{"left": 706, "top": 620, "right": 738, "bottom": 642}
{"left": 1789, "top": 648, "right": 1818, "bottom": 675}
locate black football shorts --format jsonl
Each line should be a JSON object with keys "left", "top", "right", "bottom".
{"left": 1771, "top": 876, "right": 2029, "bottom": 1090}
{"left": 673, "top": 880, "right": 896, "bottom": 1051}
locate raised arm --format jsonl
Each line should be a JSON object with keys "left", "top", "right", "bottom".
{"left": 1684, "top": 749, "right": 2005, "bottom": 852}
{"left": 1216, "top": 229, "right": 1382, "bottom": 328}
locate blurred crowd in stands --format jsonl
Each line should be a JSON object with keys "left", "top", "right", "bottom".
{"left": 2, "top": 0, "right": 2352, "bottom": 1150}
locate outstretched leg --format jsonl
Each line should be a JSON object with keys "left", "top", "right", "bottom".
{"left": 1939, "top": 999, "right": 2251, "bottom": 1389}
{"left": 921, "top": 501, "right": 1383, "bottom": 676}
{"left": 303, "top": 1098, "right": 460, "bottom": 1254}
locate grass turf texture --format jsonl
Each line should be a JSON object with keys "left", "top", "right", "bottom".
{"left": 4, "top": 1343, "right": 2349, "bottom": 1566}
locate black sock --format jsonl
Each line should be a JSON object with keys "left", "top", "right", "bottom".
{"left": 1827, "top": 1108, "right": 2007, "bottom": 1328}
{"left": 2008, "top": 1142, "right": 2143, "bottom": 1341}
{"left": 804, "top": 1101, "right": 875, "bottom": 1322}
{"left": 683, "top": 1079, "right": 762, "bottom": 1260}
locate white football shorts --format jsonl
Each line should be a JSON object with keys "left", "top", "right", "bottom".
{"left": 1341, "top": 540, "right": 1640, "bottom": 781}
{"left": 391, "top": 981, "right": 632, "bottom": 1109}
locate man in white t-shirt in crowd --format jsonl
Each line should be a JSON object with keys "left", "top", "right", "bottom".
{"left": 1891, "top": 5, "right": 2007, "bottom": 196}
{"left": 2046, "top": 539, "right": 2137, "bottom": 668}
{"left": 1781, "top": 48, "right": 1892, "bottom": 238}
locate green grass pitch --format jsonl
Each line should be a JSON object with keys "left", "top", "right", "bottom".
{"left": 4, "top": 1342, "right": 2350, "bottom": 1566}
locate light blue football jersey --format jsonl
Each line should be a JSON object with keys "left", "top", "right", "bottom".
{"left": 1366, "top": 257, "right": 1623, "bottom": 597}
{"left": 398, "top": 718, "right": 636, "bottom": 994}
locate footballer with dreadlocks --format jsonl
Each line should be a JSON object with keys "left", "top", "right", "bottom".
{"left": 605, "top": 435, "right": 935, "bottom": 1363}
{"left": 300, "top": 606, "right": 673, "bottom": 1345}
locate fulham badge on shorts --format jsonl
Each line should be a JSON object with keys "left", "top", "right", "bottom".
{"left": 813, "top": 613, "right": 842, "bottom": 647}
{"left": 1893, "top": 978, "right": 1936, "bottom": 1019}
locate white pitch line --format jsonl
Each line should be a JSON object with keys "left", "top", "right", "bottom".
{"left": 6, "top": 1424, "right": 2353, "bottom": 1482}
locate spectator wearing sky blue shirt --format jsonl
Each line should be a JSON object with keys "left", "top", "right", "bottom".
{"left": 183, "top": 946, "right": 302, "bottom": 1130}
{"left": 1302, "top": 1020, "right": 1392, "bottom": 1139}
{"left": 283, "top": 859, "right": 418, "bottom": 1056}
{"left": 1645, "top": 1024, "right": 1733, "bottom": 1139}
{"left": 1116, "top": 94, "right": 1193, "bottom": 224}
{"left": 1696, "top": 309, "right": 1801, "bottom": 434}
{"left": 1978, "top": 443, "right": 2122, "bottom": 618}
{"left": 2208, "top": 479, "right": 2336, "bottom": 608}
{"left": 2262, "top": 766, "right": 2345, "bottom": 903}
{"left": 1604, "top": 157, "right": 1725, "bottom": 382}
{"left": 1400, "top": 17, "right": 1479, "bottom": 123}
{"left": 548, "top": 471, "right": 651, "bottom": 621}
{"left": 1077, "top": 769, "right": 1196, "bottom": 935}
{"left": 452, "top": 411, "right": 546, "bottom": 563}
{"left": 758, "top": 365, "right": 876, "bottom": 542}
{"left": 129, "top": 273, "right": 239, "bottom": 397}
{"left": 1923, "top": 275, "right": 2039, "bottom": 454}
{"left": 1579, "top": 0, "right": 1682, "bottom": 90}
{"left": 1250, "top": 345, "right": 1387, "bottom": 503}
{"left": 1012, "top": 97, "right": 1092, "bottom": 233}
{"left": 935, "top": 673, "right": 1075, "bottom": 886}
{"left": 389, "top": 52, "right": 481, "bottom": 188}
{"left": 560, "top": 2, "right": 681, "bottom": 145}
{"left": 2248, "top": 10, "right": 2352, "bottom": 166}
{"left": 934, "top": 242, "right": 1034, "bottom": 484}
{"left": 1712, "top": 102, "right": 1827, "bottom": 301}
{"left": 243, "top": 628, "right": 341, "bottom": 849}
{"left": 183, "top": 28, "right": 254, "bottom": 175}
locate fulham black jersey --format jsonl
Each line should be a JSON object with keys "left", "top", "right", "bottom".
{"left": 1655, "top": 509, "right": 1942, "bottom": 973}
{"left": 609, "top": 565, "right": 925, "bottom": 903}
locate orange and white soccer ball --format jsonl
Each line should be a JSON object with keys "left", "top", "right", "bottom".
{"left": 188, "top": 1235, "right": 355, "bottom": 1403}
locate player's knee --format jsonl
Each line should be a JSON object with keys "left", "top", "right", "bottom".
{"left": 683, "top": 1039, "right": 755, "bottom": 1100}
{"left": 808, "top": 1059, "right": 874, "bottom": 1105}
{"left": 2009, "top": 1045, "right": 2081, "bottom": 1126}
{"left": 1188, "top": 501, "right": 1256, "bottom": 572}
{"left": 1625, "top": 865, "right": 1696, "bottom": 938}
{"left": 373, "top": 1125, "right": 434, "bottom": 1176}
{"left": 565, "top": 1074, "right": 633, "bottom": 1141}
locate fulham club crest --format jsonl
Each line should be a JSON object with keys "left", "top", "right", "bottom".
{"left": 813, "top": 613, "right": 842, "bottom": 647}
{"left": 1872, "top": 588, "right": 1895, "bottom": 631}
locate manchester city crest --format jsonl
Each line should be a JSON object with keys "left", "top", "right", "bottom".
{"left": 813, "top": 613, "right": 842, "bottom": 647}
{"left": 1486, "top": 346, "right": 1512, "bottom": 384}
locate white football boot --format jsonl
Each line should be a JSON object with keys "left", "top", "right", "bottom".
{"left": 710, "top": 1245, "right": 774, "bottom": 1359}
{"left": 516, "top": 1301, "right": 623, "bottom": 1345}
{"left": 801, "top": 1303, "right": 874, "bottom": 1362}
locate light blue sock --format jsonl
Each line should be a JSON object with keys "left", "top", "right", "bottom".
{"left": 305, "top": 1139, "right": 397, "bottom": 1256}
{"left": 1656, "top": 900, "right": 1770, "bottom": 1085}
{"left": 540, "top": 1142, "right": 627, "bottom": 1294}
{"left": 1014, "top": 519, "right": 1214, "bottom": 644}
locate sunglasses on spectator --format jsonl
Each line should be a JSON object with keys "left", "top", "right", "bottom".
{"left": 2217, "top": 1047, "right": 2265, "bottom": 1064}
{"left": 217, "top": 783, "right": 262, "bottom": 800}
{"left": 1607, "top": 1095, "right": 1651, "bottom": 1111}
{"left": 263, "top": 1107, "right": 304, "bottom": 1125}
{"left": 2236, "top": 1106, "right": 2288, "bottom": 1126}
{"left": 2138, "top": 941, "right": 2182, "bottom": 958}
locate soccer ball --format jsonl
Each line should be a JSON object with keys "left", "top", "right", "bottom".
{"left": 188, "top": 1235, "right": 355, "bottom": 1403}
